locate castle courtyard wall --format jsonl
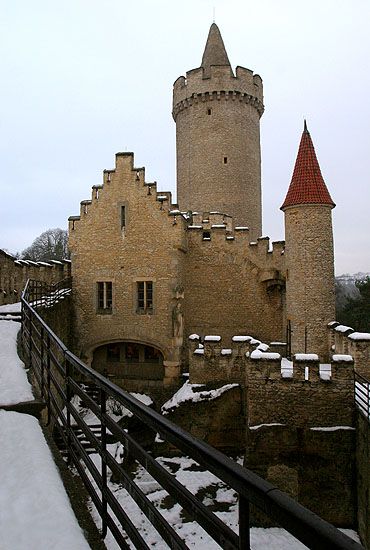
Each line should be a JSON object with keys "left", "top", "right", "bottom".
{"left": 184, "top": 231, "right": 285, "bottom": 346}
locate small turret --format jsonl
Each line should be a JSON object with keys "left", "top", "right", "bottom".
{"left": 282, "top": 122, "right": 335, "bottom": 360}
{"left": 281, "top": 121, "right": 335, "bottom": 210}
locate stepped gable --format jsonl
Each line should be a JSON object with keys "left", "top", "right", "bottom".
{"left": 201, "top": 22, "right": 232, "bottom": 77}
{"left": 281, "top": 121, "right": 335, "bottom": 210}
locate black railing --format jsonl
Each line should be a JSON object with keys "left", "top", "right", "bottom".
{"left": 21, "top": 279, "right": 363, "bottom": 550}
{"left": 25, "top": 277, "right": 72, "bottom": 309}
{"left": 355, "top": 372, "right": 370, "bottom": 421}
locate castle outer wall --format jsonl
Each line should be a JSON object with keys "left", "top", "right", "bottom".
{"left": 0, "top": 249, "right": 70, "bottom": 306}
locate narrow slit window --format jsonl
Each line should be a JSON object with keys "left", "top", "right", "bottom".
{"left": 207, "top": 108, "right": 212, "bottom": 115}
{"left": 121, "top": 205, "right": 126, "bottom": 229}
{"left": 223, "top": 156, "right": 228, "bottom": 164}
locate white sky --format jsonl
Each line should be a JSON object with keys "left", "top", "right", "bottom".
{"left": 1, "top": 0, "right": 369, "bottom": 275}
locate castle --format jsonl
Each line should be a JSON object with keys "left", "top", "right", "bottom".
{"left": 67, "top": 23, "right": 336, "bottom": 389}
{"left": 2, "top": 23, "right": 369, "bottom": 538}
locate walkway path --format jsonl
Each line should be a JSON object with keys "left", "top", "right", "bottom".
{"left": 0, "top": 302, "right": 91, "bottom": 550}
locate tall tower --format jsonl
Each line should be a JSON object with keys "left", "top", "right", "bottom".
{"left": 281, "top": 122, "right": 336, "bottom": 360}
{"left": 172, "top": 23, "right": 264, "bottom": 240}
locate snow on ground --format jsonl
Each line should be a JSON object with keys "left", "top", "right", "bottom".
{"left": 83, "top": 451, "right": 360, "bottom": 549}
{"left": 0, "top": 410, "right": 90, "bottom": 550}
{"left": 0, "top": 301, "right": 21, "bottom": 313}
{"left": 0, "top": 320, "right": 33, "bottom": 405}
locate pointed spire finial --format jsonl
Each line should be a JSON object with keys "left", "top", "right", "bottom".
{"left": 201, "top": 23, "right": 231, "bottom": 78}
{"left": 304, "top": 119, "right": 308, "bottom": 133}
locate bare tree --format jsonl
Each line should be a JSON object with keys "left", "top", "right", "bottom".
{"left": 21, "top": 228, "right": 69, "bottom": 262}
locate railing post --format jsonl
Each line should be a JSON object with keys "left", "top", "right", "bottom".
{"left": 46, "top": 333, "right": 51, "bottom": 425}
{"left": 238, "top": 494, "right": 251, "bottom": 549}
{"left": 40, "top": 325, "right": 45, "bottom": 397}
{"left": 28, "top": 307, "right": 33, "bottom": 369}
{"left": 65, "top": 354, "right": 72, "bottom": 466}
{"left": 100, "top": 388, "right": 108, "bottom": 539}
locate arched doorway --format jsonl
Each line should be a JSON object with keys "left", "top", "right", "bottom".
{"left": 92, "top": 342, "right": 164, "bottom": 382}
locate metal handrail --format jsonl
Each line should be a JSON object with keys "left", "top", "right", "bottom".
{"left": 21, "top": 279, "right": 364, "bottom": 550}
{"left": 355, "top": 371, "right": 370, "bottom": 421}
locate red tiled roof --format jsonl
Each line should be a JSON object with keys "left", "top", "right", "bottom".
{"left": 281, "top": 123, "right": 335, "bottom": 210}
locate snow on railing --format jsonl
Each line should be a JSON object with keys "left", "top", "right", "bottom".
{"left": 355, "top": 372, "right": 370, "bottom": 421}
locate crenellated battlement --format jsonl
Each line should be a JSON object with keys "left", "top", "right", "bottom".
{"left": 188, "top": 333, "right": 356, "bottom": 428}
{"left": 172, "top": 64, "right": 264, "bottom": 121}
{"left": 188, "top": 334, "right": 355, "bottom": 385}
{"left": 184, "top": 219, "right": 285, "bottom": 276}
{"left": 328, "top": 322, "right": 370, "bottom": 378}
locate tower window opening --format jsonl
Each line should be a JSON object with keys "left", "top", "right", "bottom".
{"left": 203, "top": 231, "right": 211, "bottom": 240}
{"left": 223, "top": 156, "right": 228, "bottom": 164}
{"left": 121, "top": 205, "right": 126, "bottom": 229}
{"left": 207, "top": 108, "right": 212, "bottom": 115}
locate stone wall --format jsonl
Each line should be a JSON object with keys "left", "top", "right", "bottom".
{"left": 0, "top": 248, "right": 70, "bottom": 306}
{"left": 247, "top": 354, "right": 355, "bottom": 428}
{"left": 162, "top": 384, "right": 245, "bottom": 454}
{"left": 37, "top": 295, "right": 74, "bottom": 350}
{"left": 328, "top": 322, "right": 370, "bottom": 379}
{"left": 184, "top": 232, "right": 285, "bottom": 347}
{"left": 189, "top": 336, "right": 355, "bottom": 429}
{"left": 188, "top": 335, "right": 358, "bottom": 525}
{"left": 356, "top": 413, "right": 370, "bottom": 549}
{"left": 246, "top": 424, "right": 356, "bottom": 526}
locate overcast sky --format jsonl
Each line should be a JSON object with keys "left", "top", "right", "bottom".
{"left": 1, "top": 0, "right": 369, "bottom": 275}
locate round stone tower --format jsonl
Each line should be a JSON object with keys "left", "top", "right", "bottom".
{"left": 281, "top": 122, "right": 336, "bottom": 360}
{"left": 172, "top": 23, "right": 264, "bottom": 240}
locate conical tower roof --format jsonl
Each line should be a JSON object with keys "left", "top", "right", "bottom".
{"left": 281, "top": 122, "right": 335, "bottom": 210}
{"left": 201, "top": 23, "right": 231, "bottom": 77}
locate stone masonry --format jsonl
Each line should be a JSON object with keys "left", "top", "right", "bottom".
{"left": 173, "top": 23, "right": 264, "bottom": 240}
{"left": 0, "top": 248, "right": 70, "bottom": 306}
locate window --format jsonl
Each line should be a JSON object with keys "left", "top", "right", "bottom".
{"left": 107, "top": 344, "right": 120, "bottom": 362}
{"left": 125, "top": 343, "right": 140, "bottom": 362}
{"left": 144, "top": 346, "right": 162, "bottom": 363}
{"left": 223, "top": 156, "right": 228, "bottom": 164}
{"left": 137, "top": 281, "right": 153, "bottom": 313}
{"left": 121, "top": 205, "right": 126, "bottom": 229}
{"left": 207, "top": 108, "right": 212, "bottom": 115}
{"left": 202, "top": 231, "right": 211, "bottom": 240}
{"left": 97, "top": 281, "right": 112, "bottom": 313}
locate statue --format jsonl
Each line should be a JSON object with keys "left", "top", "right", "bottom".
{"left": 172, "top": 300, "right": 184, "bottom": 342}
